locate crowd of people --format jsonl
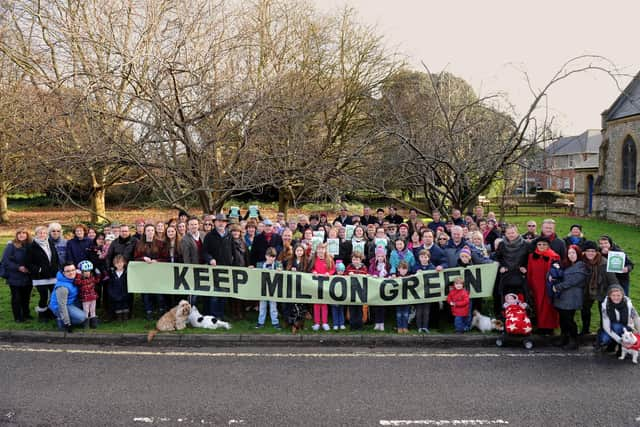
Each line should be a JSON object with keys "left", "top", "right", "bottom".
{"left": 1, "top": 205, "right": 638, "bottom": 352}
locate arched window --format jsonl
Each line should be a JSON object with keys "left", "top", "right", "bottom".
{"left": 622, "top": 136, "right": 637, "bottom": 191}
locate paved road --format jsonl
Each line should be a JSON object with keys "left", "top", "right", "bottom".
{"left": 1, "top": 342, "right": 638, "bottom": 426}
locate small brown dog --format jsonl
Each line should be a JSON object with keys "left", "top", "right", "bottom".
{"left": 289, "top": 304, "right": 312, "bottom": 334}
{"left": 147, "top": 300, "right": 191, "bottom": 342}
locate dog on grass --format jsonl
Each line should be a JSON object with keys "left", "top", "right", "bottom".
{"left": 471, "top": 310, "right": 504, "bottom": 333}
{"left": 619, "top": 328, "right": 640, "bottom": 364}
{"left": 147, "top": 300, "right": 191, "bottom": 342}
{"left": 288, "top": 304, "right": 312, "bottom": 334}
{"left": 188, "top": 305, "right": 231, "bottom": 330}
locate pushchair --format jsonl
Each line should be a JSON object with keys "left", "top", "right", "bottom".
{"left": 495, "top": 270, "right": 534, "bottom": 349}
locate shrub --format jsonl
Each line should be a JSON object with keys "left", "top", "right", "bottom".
{"left": 535, "top": 190, "right": 561, "bottom": 204}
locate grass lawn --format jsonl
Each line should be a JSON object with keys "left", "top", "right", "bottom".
{"left": 1, "top": 214, "right": 638, "bottom": 335}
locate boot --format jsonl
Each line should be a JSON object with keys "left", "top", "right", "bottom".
{"left": 554, "top": 334, "right": 569, "bottom": 347}
{"left": 82, "top": 319, "right": 89, "bottom": 330}
{"left": 562, "top": 337, "right": 579, "bottom": 351}
{"left": 37, "top": 306, "right": 50, "bottom": 323}
{"left": 89, "top": 317, "right": 98, "bottom": 329}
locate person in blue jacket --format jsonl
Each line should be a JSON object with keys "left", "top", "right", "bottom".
{"left": 49, "top": 261, "right": 87, "bottom": 332}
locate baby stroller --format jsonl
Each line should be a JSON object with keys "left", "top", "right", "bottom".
{"left": 495, "top": 270, "right": 534, "bottom": 349}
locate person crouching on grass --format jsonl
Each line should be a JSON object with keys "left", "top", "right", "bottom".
{"left": 447, "top": 276, "right": 471, "bottom": 333}
{"left": 394, "top": 260, "right": 411, "bottom": 333}
{"left": 255, "top": 247, "right": 283, "bottom": 330}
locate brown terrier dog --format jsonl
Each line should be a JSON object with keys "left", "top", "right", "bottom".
{"left": 147, "top": 300, "right": 191, "bottom": 342}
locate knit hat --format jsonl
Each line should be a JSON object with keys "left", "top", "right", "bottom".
{"left": 607, "top": 284, "right": 624, "bottom": 296}
{"left": 582, "top": 240, "right": 598, "bottom": 251}
{"left": 375, "top": 246, "right": 386, "bottom": 257}
{"left": 459, "top": 247, "right": 472, "bottom": 258}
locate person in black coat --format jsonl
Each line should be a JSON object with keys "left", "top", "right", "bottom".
{"left": 1, "top": 228, "right": 33, "bottom": 322}
{"left": 202, "top": 214, "right": 233, "bottom": 318}
{"left": 249, "top": 219, "right": 284, "bottom": 266}
{"left": 26, "top": 225, "right": 60, "bottom": 322}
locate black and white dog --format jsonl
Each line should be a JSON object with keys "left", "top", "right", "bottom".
{"left": 188, "top": 306, "right": 231, "bottom": 330}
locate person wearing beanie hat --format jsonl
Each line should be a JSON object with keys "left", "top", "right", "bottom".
{"left": 581, "top": 240, "right": 620, "bottom": 336}
{"left": 598, "top": 235, "right": 634, "bottom": 296}
{"left": 457, "top": 246, "right": 473, "bottom": 268}
{"left": 598, "top": 283, "right": 640, "bottom": 351}
{"left": 526, "top": 237, "right": 561, "bottom": 333}
{"left": 564, "top": 224, "right": 586, "bottom": 249}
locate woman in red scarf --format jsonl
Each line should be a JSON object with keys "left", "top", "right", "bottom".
{"left": 527, "top": 237, "right": 560, "bottom": 333}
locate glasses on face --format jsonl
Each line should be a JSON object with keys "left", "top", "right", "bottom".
{"left": 51, "top": 230, "right": 61, "bottom": 233}
{"left": 63, "top": 268, "right": 76, "bottom": 273}
{"left": 204, "top": 223, "right": 213, "bottom": 226}
{"left": 528, "top": 225, "right": 536, "bottom": 228}
{"left": 439, "top": 238, "right": 448, "bottom": 241}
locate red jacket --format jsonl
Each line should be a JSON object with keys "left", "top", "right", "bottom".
{"left": 447, "top": 287, "right": 470, "bottom": 317}
{"left": 74, "top": 274, "right": 100, "bottom": 302}
{"left": 345, "top": 263, "right": 368, "bottom": 275}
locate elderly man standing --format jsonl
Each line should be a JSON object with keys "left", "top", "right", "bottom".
{"left": 181, "top": 216, "right": 205, "bottom": 306}
{"left": 203, "top": 213, "right": 233, "bottom": 319}
{"left": 536, "top": 218, "right": 566, "bottom": 260}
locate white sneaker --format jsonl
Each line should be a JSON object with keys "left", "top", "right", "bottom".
{"left": 312, "top": 323, "right": 320, "bottom": 331}
{"left": 340, "top": 325, "right": 346, "bottom": 330}
{"left": 378, "top": 323, "right": 385, "bottom": 332}
{"left": 333, "top": 325, "right": 339, "bottom": 331}
{"left": 322, "top": 323, "right": 330, "bottom": 331}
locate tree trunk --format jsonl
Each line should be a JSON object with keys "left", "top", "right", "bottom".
{"left": 278, "top": 189, "right": 291, "bottom": 216}
{"left": 0, "top": 184, "right": 8, "bottom": 223}
{"left": 90, "top": 188, "right": 107, "bottom": 224}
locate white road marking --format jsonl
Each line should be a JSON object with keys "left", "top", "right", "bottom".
{"left": 380, "top": 420, "right": 509, "bottom": 426}
{"left": 0, "top": 344, "right": 589, "bottom": 358}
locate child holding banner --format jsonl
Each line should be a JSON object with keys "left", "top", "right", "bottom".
{"left": 395, "top": 261, "right": 411, "bottom": 333}
{"left": 309, "top": 243, "right": 336, "bottom": 331}
{"left": 412, "top": 249, "right": 436, "bottom": 333}
{"left": 369, "top": 246, "right": 390, "bottom": 331}
{"left": 255, "top": 247, "right": 282, "bottom": 330}
{"left": 345, "top": 251, "right": 368, "bottom": 330}
{"left": 447, "top": 277, "right": 471, "bottom": 333}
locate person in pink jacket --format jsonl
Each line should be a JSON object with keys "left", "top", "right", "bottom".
{"left": 309, "top": 243, "right": 336, "bottom": 331}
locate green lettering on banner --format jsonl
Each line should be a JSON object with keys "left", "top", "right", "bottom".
{"left": 128, "top": 261, "right": 498, "bottom": 306}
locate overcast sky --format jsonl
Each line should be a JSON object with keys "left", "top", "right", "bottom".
{"left": 314, "top": 0, "right": 639, "bottom": 136}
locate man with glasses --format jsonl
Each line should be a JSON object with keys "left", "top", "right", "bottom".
{"left": 49, "top": 262, "right": 87, "bottom": 333}
{"left": 521, "top": 221, "right": 538, "bottom": 242}
{"left": 48, "top": 222, "right": 67, "bottom": 266}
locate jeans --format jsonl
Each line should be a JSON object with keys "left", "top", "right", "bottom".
{"left": 208, "top": 296, "right": 227, "bottom": 320}
{"left": 372, "top": 306, "right": 385, "bottom": 323}
{"left": 55, "top": 304, "right": 87, "bottom": 329}
{"left": 331, "top": 305, "right": 345, "bottom": 327}
{"left": 599, "top": 322, "right": 625, "bottom": 346}
{"left": 454, "top": 315, "right": 471, "bottom": 332}
{"left": 143, "top": 294, "right": 166, "bottom": 314}
{"left": 396, "top": 305, "right": 410, "bottom": 329}
{"left": 415, "top": 303, "right": 431, "bottom": 330}
{"left": 258, "top": 300, "right": 279, "bottom": 326}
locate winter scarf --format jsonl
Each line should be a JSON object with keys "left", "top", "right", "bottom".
{"left": 606, "top": 297, "right": 629, "bottom": 326}
{"left": 34, "top": 237, "right": 52, "bottom": 261}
